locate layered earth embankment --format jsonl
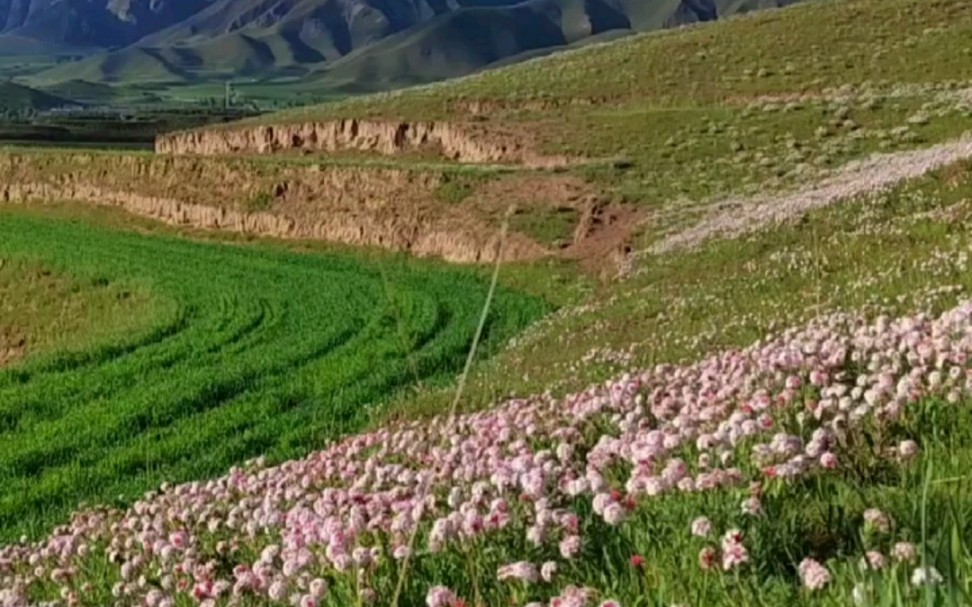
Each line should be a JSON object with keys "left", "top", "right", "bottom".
{"left": 0, "top": 153, "right": 550, "bottom": 263}
{"left": 155, "top": 120, "right": 570, "bottom": 167}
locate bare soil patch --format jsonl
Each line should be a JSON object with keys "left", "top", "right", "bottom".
{"left": 0, "top": 328, "right": 25, "bottom": 367}
{"left": 465, "top": 173, "right": 641, "bottom": 273}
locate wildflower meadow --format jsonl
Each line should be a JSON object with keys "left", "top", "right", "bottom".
{"left": 5, "top": 293, "right": 972, "bottom": 606}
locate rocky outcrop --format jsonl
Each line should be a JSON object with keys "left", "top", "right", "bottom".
{"left": 155, "top": 120, "right": 570, "bottom": 167}
{"left": 0, "top": 152, "right": 546, "bottom": 264}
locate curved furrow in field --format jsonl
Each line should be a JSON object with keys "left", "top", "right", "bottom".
{"left": 0, "top": 211, "right": 545, "bottom": 540}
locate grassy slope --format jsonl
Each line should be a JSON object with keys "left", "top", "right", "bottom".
{"left": 311, "top": 20, "right": 972, "bottom": 604}
{"left": 0, "top": 81, "right": 72, "bottom": 111}
{"left": 35, "top": 79, "right": 161, "bottom": 105}
{"left": 0, "top": 34, "right": 82, "bottom": 56}
{"left": 317, "top": 0, "right": 971, "bottom": 418}
{"left": 25, "top": 32, "right": 324, "bottom": 86}
{"left": 9, "top": 139, "right": 972, "bottom": 607}
{"left": 0, "top": 258, "right": 159, "bottom": 363}
{"left": 254, "top": 0, "right": 972, "bottom": 243}
{"left": 26, "top": 47, "right": 189, "bottom": 85}
{"left": 271, "top": 0, "right": 972, "bottom": 119}
{"left": 386, "top": 149, "right": 972, "bottom": 607}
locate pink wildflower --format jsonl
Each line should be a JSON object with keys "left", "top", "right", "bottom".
{"left": 550, "top": 585, "right": 592, "bottom": 607}
{"left": 859, "top": 551, "right": 887, "bottom": 571}
{"left": 426, "top": 586, "right": 459, "bottom": 607}
{"left": 721, "top": 529, "right": 748, "bottom": 571}
{"left": 541, "top": 561, "right": 558, "bottom": 583}
{"left": 691, "top": 517, "right": 713, "bottom": 538}
{"left": 863, "top": 509, "right": 890, "bottom": 534}
{"left": 497, "top": 561, "right": 539, "bottom": 584}
{"left": 892, "top": 542, "right": 917, "bottom": 563}
{"left": 560, "top": 535, "right": 582, "bottom": 559}
{"left": 268, "top": 581, "right": 287, "bottom": 601}
{"left": 602, "top": 503, "right": 627, "bottom": 526}
{"left": 798, "top": 558, "right": 831, "bottom": 591}
{"left": 309, "top": 579, "right": 327, "bottom": 598}
{"left": 721, "top": 543, "right": 749, "bottom": 571}
{"left": 741, "top": 497, "right": 762, "bottom": 516}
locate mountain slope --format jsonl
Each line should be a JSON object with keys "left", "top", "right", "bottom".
{"left": 300, "top": 0, "right": 776, "bottom": 90}
{"left": 12, "top": 0, "right": 808, "bottom": 92}
{"left": 0, "top": 81, "right": 72, "bottom": 111}
{"left": 28, "top": 47, "right": 188, "bottom": 84}
{"left": 26, "top": 30, "right": 329, "bottom": 85}
{"left": 0, "top": 0, "right": 212, "bottom": 48}
{"left": 37, "top": 79, "right": 161, "bottom": 104}
{"left": 137, "top": 0, "right": 522, "bottom": 54}
{"left": 313, "top": 0, "right": 630, "bottom": 88}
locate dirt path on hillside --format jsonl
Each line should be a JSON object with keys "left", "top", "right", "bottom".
{"left": 651, "top": 134, "right": 972, "bottom": 254}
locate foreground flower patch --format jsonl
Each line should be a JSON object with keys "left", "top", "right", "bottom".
{"left": 5, "top": 301, "right": 972, "bottom": 606}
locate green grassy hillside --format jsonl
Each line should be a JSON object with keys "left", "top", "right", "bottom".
{"left": 36, "top": 80, "right": 161, "bottom": 105}
{"left": 309, "top": 0, "right": 628, "bottom": 89}
{"left": 27, "top": 47, "right": 188, "bottom": 85}
{"left": 0, "top": 81, "right": 72, "bottom": 111}
{"left": 26, "top": 32, "right": 327, "bottom": 85}
{"left": 271, "top": 0, "right": 972, "bottom": 119}
{"left": 255, "top": 0, "right": 972, "bottom": 223}
{"left": 0, "top": 257, "right": 158, "bottom": 367}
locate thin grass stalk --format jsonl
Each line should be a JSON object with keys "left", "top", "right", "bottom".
{"left": 389, "top": 205, "right": 515, "bottom": 607}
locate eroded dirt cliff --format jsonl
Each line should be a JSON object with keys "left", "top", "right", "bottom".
{"left": 155, "top": 120, "right": 570, "bottom": 167}
{"left": 0, "top": 153, "right": 547, "bottom": 263}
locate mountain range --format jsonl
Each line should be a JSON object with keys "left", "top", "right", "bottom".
{"left": 0, "top": 0, "right": 804, "bottom": 90}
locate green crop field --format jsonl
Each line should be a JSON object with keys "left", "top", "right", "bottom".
{"left": 0, "top": 257, "right": 159, "bottom": 364}
{"left": 0, "top": 208, "right": 544, "bottom": 542}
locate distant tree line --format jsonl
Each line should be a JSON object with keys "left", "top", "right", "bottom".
{"left": 0, "top": 108, "right": 38, "bottom": 121}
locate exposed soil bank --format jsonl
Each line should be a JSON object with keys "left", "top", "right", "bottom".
{"left": 156, "top": 120, "right": 570, "bottom": 167}
{"left": 0, "top": 153, "right": 546, "bottom": 263}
